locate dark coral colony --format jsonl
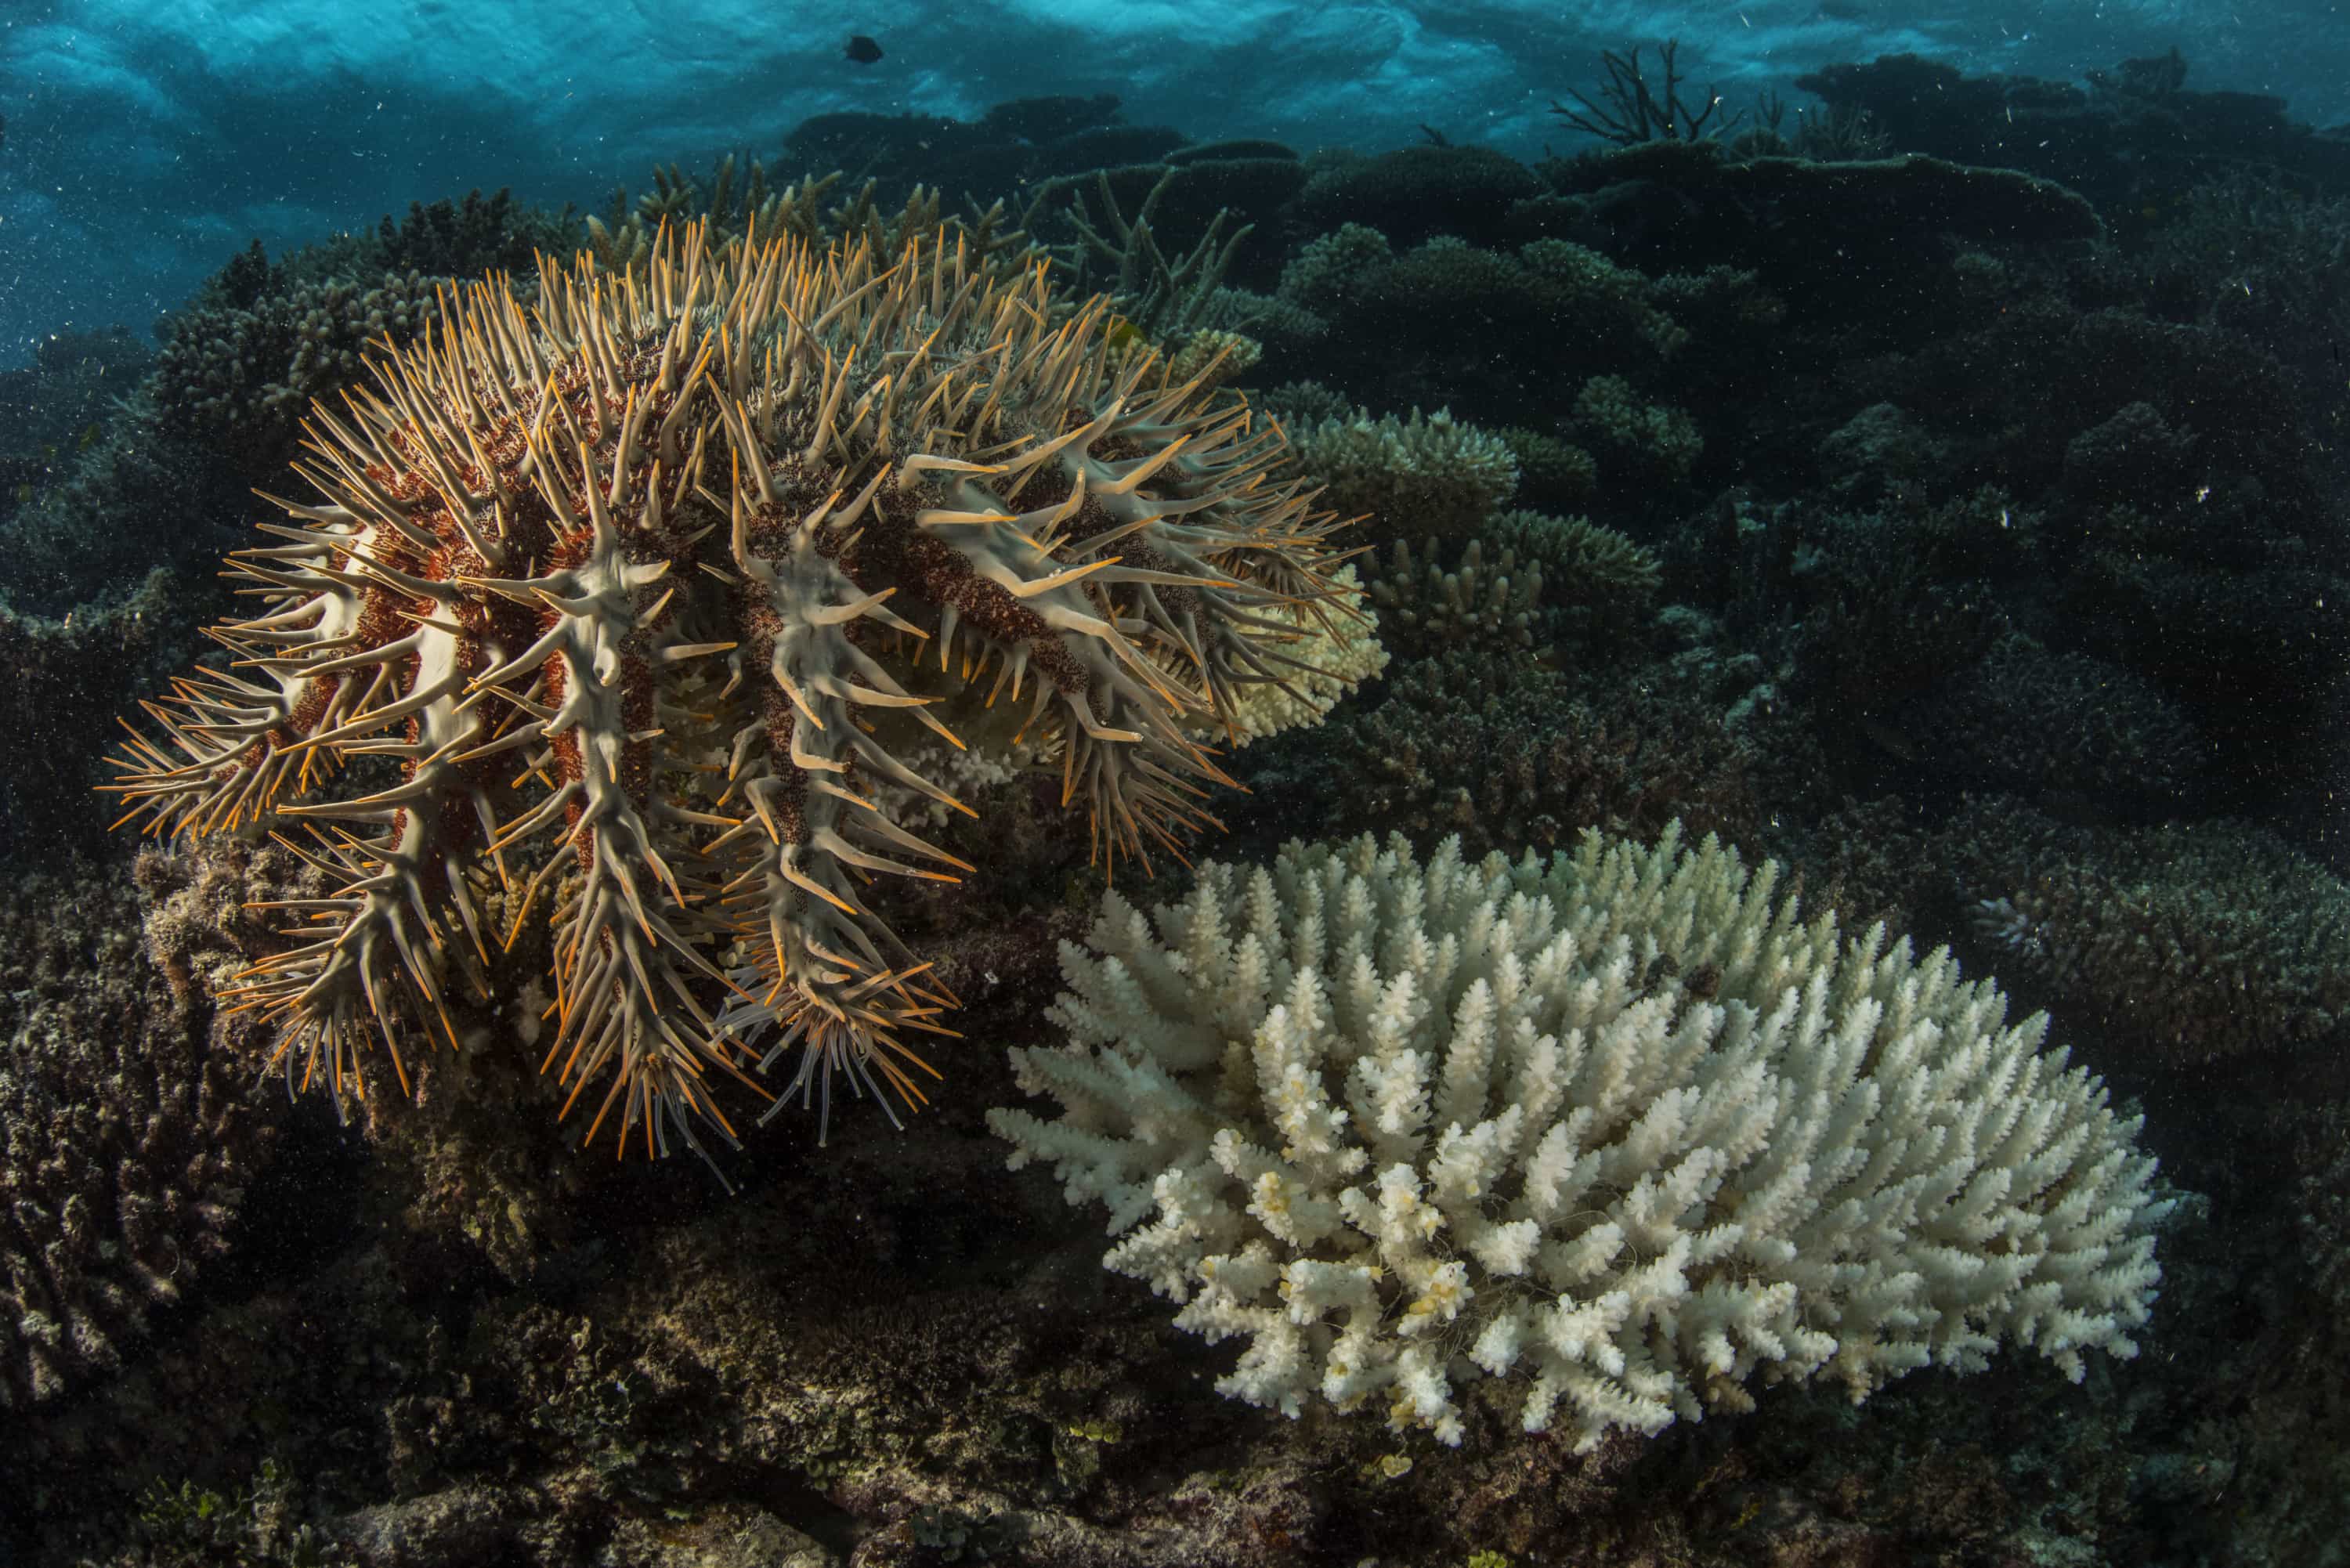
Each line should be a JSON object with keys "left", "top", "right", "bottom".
{"left": 5, "top": 43, "right": 2350, "bottom": 1568}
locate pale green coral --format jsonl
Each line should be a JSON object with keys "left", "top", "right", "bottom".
{"left": 1519, "top": 239, "right": 1690, "bottom": 356}
{"left": 1574, "top": 374, "right": 1704, "bottom": 486}
{"left": 1485, "top": 508, "right": 1661, "bottom": 610}
{"left": 1288, "top": 406, "right": 1520, "bottom": 537}
{"left": 1278, "top": 222, "right": 1397, "bottom": 312}
{"left": 1492, "top": 427, "right": 1599, "bottom": 511}
{"left": 1164, "top": 327, "right": 1264, "bottom": 388}
{"left": 1365, "top": 537, "right": 1549, "bottom": 659}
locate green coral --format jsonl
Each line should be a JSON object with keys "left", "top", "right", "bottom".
{"left": 1572, "top": 374, "right": 1704, "bottom": 486}
{"left": 1365, "top": 536, "right": 1549, "bottom": 659}
{"left": 1332, "top": 649, "right": 1763, "bottom": 855}
{"left": 1311, "top": 232, "right": 1699, "bottom": 369}
{"left": 1287, "top": 405, "right": 1520, "bottom": 538}
{"left": 151, "top": 262, "right": 444, "bottom": 464}
{"left": 1347, "top": 510, "right": 1654, "bottom": 673}
{"left": 1491, "top": 427, "right": 1599, "bottom": 511}
{"left": 1517, "top": 237, "right": 1691, "bottom": 355}
{"left": 1277, "top": 222, "right": 1395, "bottom": 312}
{"left": 1955, "top": 801, "right": 2350, "bottom": 1064}
{"left": 1485, "top": 508, "right": 1661, "bottom": 624}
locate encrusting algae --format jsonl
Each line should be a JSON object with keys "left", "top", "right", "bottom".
{"left": 103, "top": 220, "right": 1364, "bottom": 1175}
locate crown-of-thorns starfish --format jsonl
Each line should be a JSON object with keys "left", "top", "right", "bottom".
{"left": 105, "top": 221, "right": 1359, "bottom": 1172}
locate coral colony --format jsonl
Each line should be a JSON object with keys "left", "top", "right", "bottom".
{"left": 103, "top": 222, "right": 1357, "bottom": 1171}
{"left": 993, "top": 829, "right": 2171, "bottom": 1448}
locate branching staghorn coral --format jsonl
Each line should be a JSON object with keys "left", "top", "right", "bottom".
{"left": 1571, "top": 374, "right": 1703, "bottom": 487}
{"left": 1365, "top": 537, "right": 1548, "bottom": 659}
{"left": 104, "top": 223, "right": 1359, "bottom": 1172}
{"left": 2, "top": 861, "right": 278, "bottom": 1409}
{"left": 1214, "top": 565, "right": 1388, "bottom": 747}
{"left": 992, "top": 827, "right": 2171, "bottom": 1450}
{"left": 1060, "top": 167, "right": 1256, "bottom": 342}
{"left": 154, "top": 265, "right": 446, "bottom": 464}
{"left": 1353, "top": 514, "right": 1656, "bottom": 666}
{"left": 1285, "top": 649, "right": 1765, "bottom": 858}
{"left": 1484, "top": 508, "right": 1661, "bottom": 616}
{"left": 1552, "top": 39, "right": 1743, "bottom": 146}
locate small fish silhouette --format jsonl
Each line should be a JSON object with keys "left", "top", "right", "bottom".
{"left": 844, "top": 34, "right": 883, "bottom": 65}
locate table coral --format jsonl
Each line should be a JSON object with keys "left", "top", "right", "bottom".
{"left": 104, "top": 222, "right": 1360, "bottom": 1172}
{"left": 1284, "top": 405, "right": 1519, "bottom": 540}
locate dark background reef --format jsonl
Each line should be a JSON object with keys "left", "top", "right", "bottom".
{"left": 5, "top": 49, "right": 2350, "bottom": 1566}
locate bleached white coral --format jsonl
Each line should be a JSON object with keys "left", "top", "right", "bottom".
{"left": 1213, "top": 565, "right": 1389, "bottom": 747}
{"left": 873, "top": 565, "right": 1386, "bottom": 799}
{"left": 989, "top": 827, "right": 2171, "bottom": 1450}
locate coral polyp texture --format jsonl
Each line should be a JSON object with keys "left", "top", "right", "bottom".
{"left": 990, "top": 827, "right": 2171, "bottom": 1450}
{"left": 105, "top": 222, "right": 1360, "bottom": 1169}
{"left": 2, "top": 864, "right": 277, "bottom": 1410}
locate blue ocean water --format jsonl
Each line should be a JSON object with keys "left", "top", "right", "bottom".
{"left": 5, "top": 0, "right": 2349, "bottom": 360}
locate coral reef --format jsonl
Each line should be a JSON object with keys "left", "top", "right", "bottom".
{"left": 1870, "top": 302, "right": 2313, "bottom": 511}
{"left": 1293, "top": 146, "right": 1545, "bottom": 250}
{"left": 1252, "top": 222, "right": 1768, "bottom": 437}
{"left": 1571, "top": 374, "right": 1704, "bottom": 488}
{"left": 1815, "top": 401, "right": 1958, "bottom": 500}
{"left": 0, "top": 326, "right": 150, "bottom": 502}
{"left": 1795, "top": 49, "right": 2350, "bottom": 211}
{"left": 2063, "top": 539, "right": 2350, "bottom": 807}
{"left": 372, "top": 188, "right": 573, "bottom": 284}
{"left": 19, "top": 51, "right": 2350, "bottom": 1568}
{"left": 1335, "top": 652, "right": 1766, "bottom": 858}
{"left": 105, "top": 223, "right": 1361, "bottom": 1170}
{"left": 1054, "top": 166, "right": 1260, "bottom": 341}
{"left": 1275, "top": 222, "right": 1395, "bottom": 316}
{"left": 2146, "top": 172, "right": 2350, "bottom": 425}
{"left": 992, "top": 826, "right": 2170, "bottom": 1449}
{"left": 0, "top": 858, "right": 277, "bottom": 1410}
{"left": 1552, "top": 39, "right": 1744, "bottom": 146}
{"left": 1484, "top": 509, "right": 1661, "bottom": 628}
{"left": 1489, "top": 429, "right": 1598, "bottom": 512}
{"left": 1284, "top": 406, "right": 1519, "bottom": 540}
{"left": 1892, "top": 631, "right": 2204, "bottom": 809}
{"left": 1358, "top": 239, "right": 1691, "bottom": 363}
{"left": 1536, "top": 139, "right": 2101, "bottom": 317}
{"left": 152, "top": 260, "right": 446, "bottom": 464}
{"left": 2059, "top": 399, "right": 2202, "bottom": 511}
{"left": 1786, "top": 509, "right": 2006, "bottom": 723}
{"left": 1364, "top": 537, "right": 1549, "bottom": 660}
{"left": 0, "top": 567, "right": 190, "bottom": 854}
{"left": 1953, "top": 800, "right": 2350, "bottom": 1064}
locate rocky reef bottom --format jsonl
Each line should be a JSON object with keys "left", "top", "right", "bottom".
{"left": 3, "top": 853, "right": 2345, "bottom": 1568}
